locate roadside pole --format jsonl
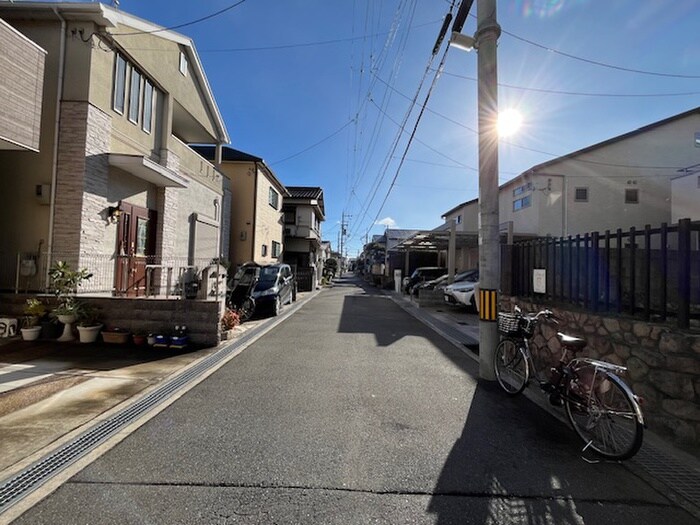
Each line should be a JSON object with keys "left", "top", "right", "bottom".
{"left": 476, "top": 0, "right": 500, "bottom": 380}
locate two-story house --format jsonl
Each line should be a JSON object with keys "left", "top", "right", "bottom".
{"left": 440, "top": 106, "right": 700, "bottom": 270}
{"left": 192, "top": 145, "right": 289, "bottom": 270}
{"left": 0, "top": 2, "right": 229, "bottom": 296}
{"left": 282, "top": 186, "right": 325, "bottom": 290}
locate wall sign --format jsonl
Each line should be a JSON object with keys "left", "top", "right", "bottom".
{"left": 533, "top": 269, "right": 546, "bottom": 294}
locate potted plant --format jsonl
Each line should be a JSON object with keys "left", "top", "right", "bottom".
{"left": 20, "top": 298, "right": 45, "bottom": 341}
{"left": 132, "top": 333, "right": 147, "bottom": 346}
{"left": 76, "top": 303, "right": 103, "bottom": 343}
{"left": 101, "top": 326, "right": 130, "bottom": 344}
{"left": 220, "top": 308, "right": 240, "bottom": 340}
{"left": 48, "top": 261, "right": 93, "bottom": 342}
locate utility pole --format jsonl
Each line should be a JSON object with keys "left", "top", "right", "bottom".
{"left": 475, "top": 0, "right": 500, "bottom": 381}
{"left": 451, "top": 0, "right": 500, "bottom": 381}
{"left": 340, "top": 212, "right": 351, "bottom": 272}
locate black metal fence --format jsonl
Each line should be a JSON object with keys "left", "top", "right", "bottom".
{"left": 503, "top": 219, "right": 700, "bottom": 328}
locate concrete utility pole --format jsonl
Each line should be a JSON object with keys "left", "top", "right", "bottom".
{"left": 475, "top": 0, "right": 501, "bottom": 381}
{"left": 450, "top": 0, "right": 500, "bottom": 380}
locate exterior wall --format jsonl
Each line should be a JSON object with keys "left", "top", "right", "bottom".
{"left": 503, "top": 296, "right": 700, "bottom": 454}
{"left": 0, "top": 18, "right": 45, "bottom": 151}
{"left": 112, "top": 25, "right": 218, "bottom": 140}
{"left": 218, "top": 163, "right": 255, "bottom": 267}
{"left": 671, "top": 173, "right": 700, "bottom": 222}
{"left": 53, "top": 102, "right": 111, "bottom": 260}
{"left": 253, "top": 166, "right": 284, "bottom": 265}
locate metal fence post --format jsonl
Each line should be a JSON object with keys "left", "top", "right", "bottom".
{"left": 678, "top": 218, "right": 691, "bottom": 329}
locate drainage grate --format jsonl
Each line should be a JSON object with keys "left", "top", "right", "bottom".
{"left": 632, "top": 442, "right": 700, "bottom": 508}
{"left": 0, "top": 329, "right": 259, "bottom": 512}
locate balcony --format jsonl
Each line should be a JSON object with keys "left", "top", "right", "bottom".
{"left": 170, "top": 136, "right": 222, "bottom": 193}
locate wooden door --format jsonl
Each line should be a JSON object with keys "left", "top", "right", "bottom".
{"left": 115, "top": 202, "right": 157, "bottom": 296}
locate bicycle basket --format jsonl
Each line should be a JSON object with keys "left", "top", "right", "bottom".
{"left": 497, "top": 313, "right": 521, "bottom": 336}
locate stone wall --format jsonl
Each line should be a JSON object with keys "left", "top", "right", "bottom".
{"left": 502, "top": 296, "right": 700, "bottom": 454}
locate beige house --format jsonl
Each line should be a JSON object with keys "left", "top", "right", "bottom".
{"left": 283, "top": 187, "right": 325, "bottom": 290}
{"left": 0, "top": 17, "right": 45, "bottom": 152}
{"left": 0, "top": 2, "right": 229, "bottom": 296}
{"left": 441, "top": 106, "right": 700, "bottom": 270}
{"left": 192, "top": 145, "right": 288, "bottom": 269}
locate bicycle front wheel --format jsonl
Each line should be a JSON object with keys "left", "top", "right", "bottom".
{"left": 565, "top": 370, "right": 643, "bottom": 460}
{"left": 239, "top": 297, "right": 255, "bottom": 321}
{"left": 494, "top": 339, "right": 529, "bottom": 395}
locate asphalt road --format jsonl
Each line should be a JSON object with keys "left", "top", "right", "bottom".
{"left": 12, "top": 276, "right": 696, "bottom": 524}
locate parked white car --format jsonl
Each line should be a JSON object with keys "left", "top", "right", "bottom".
{"left": 444, "top": 270, "right": 479, "bottom": 311}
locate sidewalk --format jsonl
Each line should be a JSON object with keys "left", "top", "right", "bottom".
{"left": 0, "top": 291, "right": 314, "bottom": 480}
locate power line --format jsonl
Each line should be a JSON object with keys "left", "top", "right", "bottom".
{"left": 111, "top": 0, "right": 248, "bottom": 36}
{"left": 500, "top": 27, "right": 700, "bottom": 80}
{"left": 268, "top": 119, "right": 355, "bottom": 166}
{"left": 439, "top": 69, "right": 700, "bottom": 98}
{"left": 200, "top": 19, "right": 441, "bottom": 52}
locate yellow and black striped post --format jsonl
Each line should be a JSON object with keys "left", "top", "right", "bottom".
{"left": 479, "top": 289, "right": 498, "bottom": 322}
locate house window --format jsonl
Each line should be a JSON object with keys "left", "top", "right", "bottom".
{"left": 261, "top": 244, "right": 268, "bottom": 257}
{"left": 113, "top": 54, "right": 127, "bottom": 114}
{"left": 128, "top": 68, "right": 142, "bottom": 123}
{"left": 455, "top": 215, "right": 462, "bottom": 224}
{"left": 513, "top": 195, "right": 531, "bottom": 211}
{"left": 513, "top": 182, "right": 533, "bottom": 197}
{"left": 574, "top": 187, "right": 588, "bottom": 202}
{"left": 179, "top": 52, "right": 188, "bottom": 76}
{"left": 625, "top": 189, "right": 639, "bottom": 204}
{"left": 272, "top": 241, "right": 281, "bottom": 258}
{"left": 284, "top": 209, "right": 295, "bottom": 224}
{"left": 142, "top": 80, "right": 154, "bottom": 133}
{"left": 268, "top": 187, "right": 279, "bottom": 209}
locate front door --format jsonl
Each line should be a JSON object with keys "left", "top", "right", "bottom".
{"left": 115, "top": 202, "right": 157, "bottom": 296}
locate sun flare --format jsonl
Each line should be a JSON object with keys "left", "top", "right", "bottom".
{"left": 498, "top": 109, "right": 523, "bottom": 137}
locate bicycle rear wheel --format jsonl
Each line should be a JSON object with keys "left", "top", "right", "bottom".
{"left": 494, "top": 339, "right": 529, "bottom": 395}
{"left": 565, "top": 370, "right": 643, "bottom": 460}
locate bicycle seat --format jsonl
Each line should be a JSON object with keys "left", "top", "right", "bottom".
{"left": 557, "top": 332, "right": 587, "bottom": 351}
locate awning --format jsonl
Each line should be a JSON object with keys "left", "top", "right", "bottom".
{"left": 109, "top": 154, "right": 189, "bottom": 188}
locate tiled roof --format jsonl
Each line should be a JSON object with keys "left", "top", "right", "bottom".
{"left": 286, "top": 186, "right": 323, "bottom": 200}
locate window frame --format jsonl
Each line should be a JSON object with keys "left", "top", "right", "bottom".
{"left": 272, "top": 240, "right": 281, "bottom": 258}
{"left": 113, "top": 54, "right": 127, "bottom": 114}
{"left": 513, "top": 195, "right": 532, "bottom": 211}
{"left": 268, "top": 187, "right": 279, "bottom": 210}
{"left": 574, "top": 187, "right": 589, "bottom": 202}
{"left": 261, "top": 244, "right": 268, "bottom": 257}
{"left": 179, "top": 51, "right": 188, "bottom": 76}
{"left": 283, "top": 208, "right": 296, "bottom": 225}
{"left": 625, "top": 188, "right": 639, "bottom": 204}
{"left": 128, "top": 67, "right": 142, "bottom": 124}
{"left": 142, "top": 79, "right": 154, "bottom": 133}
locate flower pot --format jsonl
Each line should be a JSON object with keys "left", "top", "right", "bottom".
{"left": 20, "top": 326, "right": 42, "bottom": 341}
{"left": 56, "top": 314, "right": 77, "bottom": 342}
{"left": 132, "top": 334, "right": 147, "bottom": 346}
{"left": 76, "top": 324, "right": 103, "bottom": 344}
{"left": 102, "top": 330, "right": 130, "bottom": 344}
{"left": 147, "top": 335, "right": 156, "bottom": 346}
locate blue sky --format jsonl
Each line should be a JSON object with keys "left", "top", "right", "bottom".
{"left": 109, "top": 1, "right": 699, "bottom": 255}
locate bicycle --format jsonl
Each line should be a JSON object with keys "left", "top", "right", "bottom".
{"left": 493, "top": 306, "right": 645, "bottom": 461}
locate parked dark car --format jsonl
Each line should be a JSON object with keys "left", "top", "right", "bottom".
{"left": 403, "top": 267, "right": 447, "bottom": 295}
{"left": 251, "top": 263, "right": 296, "bottom": 316}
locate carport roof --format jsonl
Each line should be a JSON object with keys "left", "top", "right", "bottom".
{"left": 392, "top": 230, "right": 479, "bottom": 252}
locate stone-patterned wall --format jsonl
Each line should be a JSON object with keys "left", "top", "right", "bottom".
{"left": 502, "top": 296, "right": 700, "bottom": 453}
{"left": 54, "top": 102, "right": 111, "bottom": 260}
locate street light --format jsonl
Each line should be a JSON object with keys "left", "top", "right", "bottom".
{"left": 451, "top": 0, "right": 501, "bottom": 381}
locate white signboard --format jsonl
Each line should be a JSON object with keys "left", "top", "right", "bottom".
{"left": 533, "top": 269, "right": 546, "bottom": 294}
